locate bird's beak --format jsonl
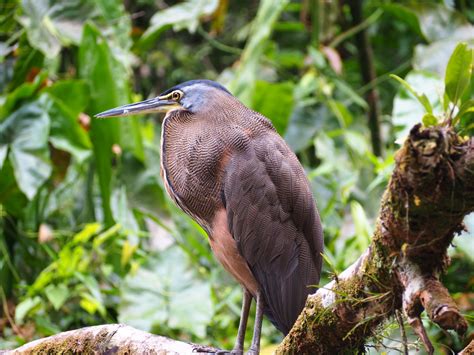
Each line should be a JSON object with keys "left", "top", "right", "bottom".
{"left": 95, "top": 97, "right": 181, "bottom": 118}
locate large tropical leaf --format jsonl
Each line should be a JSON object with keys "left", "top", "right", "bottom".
{"left": 78, "top": 23, "right": 124, "bottom": 225}
{"left": 139, "top": 0, "right": 218, "bottom": 48}
{"left": 0, "top": 96, "right": 51, "bottom": 199}
{"left": 119, "top": 247, "right": 213, "bottom": 339}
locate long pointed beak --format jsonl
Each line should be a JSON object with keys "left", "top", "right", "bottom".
{"left": 95, "top": 97, "right": 180, "bottom": 118}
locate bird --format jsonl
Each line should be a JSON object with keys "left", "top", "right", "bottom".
{"left": 96, "top": 79, "right": 324, "bottom": 354}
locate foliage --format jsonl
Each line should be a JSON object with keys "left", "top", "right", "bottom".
{"left": 0, "top": 0, "right": 473, "bottom": 352}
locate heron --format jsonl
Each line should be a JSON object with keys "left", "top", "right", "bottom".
{"left": 96, "top": 79, "right": 323, "bottom": 354}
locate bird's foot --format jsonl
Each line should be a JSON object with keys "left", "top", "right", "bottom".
{"left": 207, "top": 350, "right": 242, "bottom": 355}
{"left": 192, "top": 345, "right": 224, "bottom": 353}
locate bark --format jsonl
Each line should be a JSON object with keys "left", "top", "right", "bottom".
{"left": 4, "top": 125, "right": 474, "bottom": 353}
{"left": 2, "top": 324, "right": 219, "bottom": 354}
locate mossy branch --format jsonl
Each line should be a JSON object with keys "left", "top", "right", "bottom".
{"left": 3, "top": 324, "right": 219, "bottom": 354}
{"left": 5, "top": 125, "right": 473, "bottom": 354}
{"left": 277, "top": 125, "right": 473, "bottom": 354}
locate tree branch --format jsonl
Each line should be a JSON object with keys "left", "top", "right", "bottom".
{"left": 3, "top": 324, "right": 218, "bottom": 354}
{"left": 4, "top": 125, "right": 473, "bottom": 353}
{"left": 277, "top": 125, "right": 472, "bottom": 353}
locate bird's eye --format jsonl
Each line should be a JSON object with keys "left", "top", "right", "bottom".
{"left": 171, "top": 91, "right": 182, "bottom": 101}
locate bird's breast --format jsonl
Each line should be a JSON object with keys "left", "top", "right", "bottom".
{"left": 160, "top": 113, "right": 248, "bottom": 229}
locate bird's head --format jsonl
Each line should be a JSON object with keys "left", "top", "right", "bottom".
{"left": 95, "top": 79, "right": 233, "bottom": 118}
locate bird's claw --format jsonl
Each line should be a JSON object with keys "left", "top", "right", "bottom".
{"left": 192, "top": 345, "right": 226, "bottom": 354}
{"left": 210, "top": 349, "right": 242, "bottom": 355}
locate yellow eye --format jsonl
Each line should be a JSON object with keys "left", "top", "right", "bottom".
{"left": 171, "top": 91, "right": 182, "bottom": 101}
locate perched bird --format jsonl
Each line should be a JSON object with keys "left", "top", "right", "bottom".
{"left": 96, "top": 80, "right": 323, "bottom": 354}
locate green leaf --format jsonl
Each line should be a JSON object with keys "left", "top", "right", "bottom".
{"left": 0, "top": 145, "right": 6, "bottom": 169}
{"left": 119, "top": 247, "right": 213, "bottom": 338}
{"left": 390, "top": 74, "right": 433, "bottom": 113}
{"left": 1, "top": 71, "right": 48, "bottom": 120}
{"left": 111, "top": 186, "right": 139, "bottom": 245}
{"left": 408, "top": 3, "right": 473, "bottom": 43}
{"left": 344, "top": 131, "right": 369, "bottom": 156}
{"left": 121, "top": 240, "right": 137, "bottom": 267}
{"left": 422, "top": 113, "right": 438, "bottom": 127}
{"left": 73, "top": 223, "right": 102, "bottom": 244}
{"left": 79, "top": 292, "right": 106, "bottom": 316}
{"left": 18, "top": 0, "right": 90, "bottom": 57}
{"left": 453, "top": 99, "right": 474, "bottom": 126}
{"left": 44, "top": 284, "right": 70, "bottom": 310}
{"left": 18, "top": 0, "right": 132, "bottom": 62}
{"left": 445, "top": 42, "right": 473, "bottom": 105}
{"left": 229, "top": 0, "right": 290, "bottom": 105}
{"left": 350, "top": 201, "right": 372, "bottom": 252}
{"left": 391, "top": 71, "right": 443, "bottom": 143}
{"left": 251, "top": 81, "right": 294, "bottom": 134}
{"left": 381, "top": 4, "right": 423, "bottom": 37}
{"left": 5, "top": 36, "right": 44, "bottom": 92}
{"left": 74, "top": 273, "right": 105, "bottom": 315}
{"left": 45, "top": 92, "right": 92, "bottom": 163}
{"left": 79, "top": 23, "right": 124, "bottom": 226}
{"left": 140, "top": 0, "right": 219, "bottom": 48}
{"left": 15, "top": 296, "right": 42, "bottom": 324}
{"left": 0, "top": 96, "right": 52, "bottom": 199}
{"left": 44, "top": 79, "right": 89, "bottom": 116}
{"left": 94, "top": 0, "right": 132, "bottom": 52}
{"left": 57, "top": 246, "right": 84, "bottom": 277}
{"left": 332, "top": 78, "right": 368, "bottom": 110}
{"left": 33, "top": 314, "right": 61, "bottom": 336}
{"left": 284, "top": 104, "right": 327, "bottom": 153}
{"left": 328, "top": 100, "right": 353, "bottom": 128}
{"left": 408, "top": 4, "right": 474, "bottom": 76}
{"left": 92, "top": 223, "right": 121, "bottom": 248}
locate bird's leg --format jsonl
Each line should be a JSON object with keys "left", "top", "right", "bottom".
{"left": 247, "top": 290, "right": 264, "bottom": 355}
{"left": 231, "top": 288, "right": 252, "bottom": 355}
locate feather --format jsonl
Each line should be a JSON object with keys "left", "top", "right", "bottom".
{"left": 224, "top": 134, "right": 323, "bottom": 334}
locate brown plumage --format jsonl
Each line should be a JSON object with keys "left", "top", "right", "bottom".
{"left": 96, "top": 80, "right": 324, "bottom": 354}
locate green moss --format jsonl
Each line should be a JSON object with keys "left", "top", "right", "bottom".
{"left": 24, "top": 328, "right": 122, "bottom": 354}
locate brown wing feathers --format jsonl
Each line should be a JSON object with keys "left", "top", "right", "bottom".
{"left": 224, "top": 133, "right": 323, "bottom": 334}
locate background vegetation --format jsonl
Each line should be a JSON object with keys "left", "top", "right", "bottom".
{"left": 0, "top": 0, "right": 473, "bottom": 353}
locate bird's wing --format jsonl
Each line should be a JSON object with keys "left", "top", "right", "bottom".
{"left": 223, "top": 133, "right": 323, "bottom": 334}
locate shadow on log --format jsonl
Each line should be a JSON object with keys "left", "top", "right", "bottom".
{"left": 4, "top": 125, "right": 473, "bottom": 354}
